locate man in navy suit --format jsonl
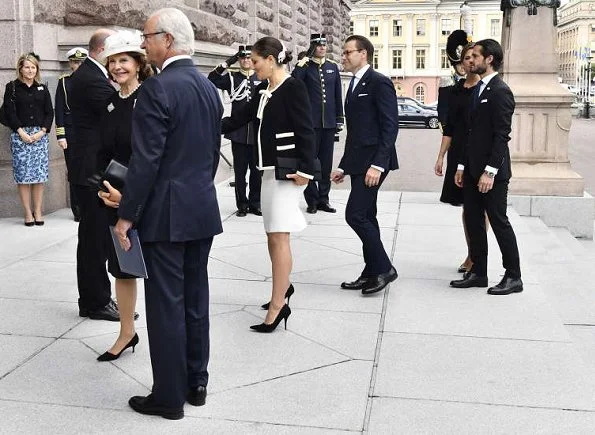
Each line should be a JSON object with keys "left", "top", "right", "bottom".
{"left": 450, "top": 39, "right": 522, "bottom": 296}
{"left": 332, "top": 35, "right": 399, "bottom": 295}
{"left": 113, "top": 8, "right": 223, "bottom": 419}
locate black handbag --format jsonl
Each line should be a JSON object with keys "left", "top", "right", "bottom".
{"left": 275, "top": 157, "right": 321, "bottom": 181}
{"left": 0, "top": 81, "right": 17, "bottom": 127}
{"left": 88, "top": 159, "right": 128, "bottom": 192}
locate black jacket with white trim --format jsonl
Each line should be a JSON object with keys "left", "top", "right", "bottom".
{"left": 222, "top": 76, "right": 316, "bottom": 179}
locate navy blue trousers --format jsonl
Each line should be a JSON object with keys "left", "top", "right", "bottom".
{"left": 345, "top": 173, "right": 393, "bottom": 277}
{"left": 304, "top": 128, "right": 335, "bottom": 206}
{"left": 142, "top": 237, "right": 213, "bottom": 409}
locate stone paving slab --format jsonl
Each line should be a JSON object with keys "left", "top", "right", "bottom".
{"left": 368, "top": 398, "right": 595, "bottom": 435}
{"left": 375, "top": 333, "right": 595, "bottom": 410}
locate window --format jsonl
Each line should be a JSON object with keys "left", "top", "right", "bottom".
{"left": 373, "top": 52, "right": 379, "bottom": 69}
{"left": 490, "top": 19, "right": 501, "bottom": 37}
{"left": 392, "top": 49, "right": 402, "bottom": 69}
{"left": 416, "top": 19, "right": 426, "bottom": 36}
{"left": 414, "top": 85, "right": 425, "bottom": 103}
{"left": 441, "top": 49, "right": 449, "bottom": 69}
{"left": 393, "top": 19, "right": 403, "bottom": 37}
{"left": 441, "top": 18, "right": 451, "bottom": 36}
{"left": 416, "top": 49, "right": 426, "bottom": 69}
{"left": 350, "top": 21, "right": 354, "bottom": 34}
{"left": 369, "top": 19, "right": 379, "bottom": 37}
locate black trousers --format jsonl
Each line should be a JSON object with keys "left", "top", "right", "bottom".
{"left": 73, "top": 184, "right": 111, "bottom": 311}
{"left": 63, "top": 149, "right": 80, "bottom": 219}
{"left": 304, "top": 128, "right": 335, "bottom": 206}
{"left": 346, "top": 173, "right": 393, "bottom": 277}
{"left": 231, "top": 141, "right": 261, "bottom": 210}
{"left": 142, "top": 237, "right": 213, "bottom": 409}
{"left": 463, "top": 173, "right": 521, "bottom": 278}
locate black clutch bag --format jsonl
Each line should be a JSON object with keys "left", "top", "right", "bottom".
{"left": 275, "top": 157, "right": 321, "bottom": 181}
{"left": 88, "top": 159, "right": 128, "bottom": 192}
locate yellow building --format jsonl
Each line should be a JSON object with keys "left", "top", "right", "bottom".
{"left": 350, "top": 0, "right": 502, "bottom": 103}
{"left": 558, "top": 0, "right": 595, "bottom": 85}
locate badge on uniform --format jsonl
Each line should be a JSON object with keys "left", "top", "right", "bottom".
{"left": 107, "top": 102, "right": 115, "bottom": 112}
{"left": 37, "top": 86, "right": 44, "bottom": 91}
{"left": 326, "top": 70, "right": 334, "bottom": 73}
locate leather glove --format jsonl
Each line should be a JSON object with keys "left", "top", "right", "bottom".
{"left": 225, "top": 53, "right": 240, "bottom": 67}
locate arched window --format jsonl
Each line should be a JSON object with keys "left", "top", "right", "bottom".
{"left": 414, "top": 84, "right": 425, "bottom": 103}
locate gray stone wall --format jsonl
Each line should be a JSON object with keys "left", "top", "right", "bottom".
{"left": 0, "top": 0, "right": 351, "bottom": 218}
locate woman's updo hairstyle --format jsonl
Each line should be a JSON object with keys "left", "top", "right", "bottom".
{"left": 252, "top": 36, "right": 293, "bottom": 65}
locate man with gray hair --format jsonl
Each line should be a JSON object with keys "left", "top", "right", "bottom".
{"left": 113, "top": 8, "right": 223, "bottom": 419}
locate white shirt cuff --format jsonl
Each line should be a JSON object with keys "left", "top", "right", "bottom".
{"left": 336, "top": 168, "right": 344, "bottom": 174}
{"left": 457, "top": 164, "right": 465, "bottom": 171}
{"left": 296, "top": 170, "right": 314, "bottom": 180}
{"left": 371, "top": 165, "right": 385, "bottom": 173}
{"left": 484, "top": 165, "right": 498, "bottom": 174}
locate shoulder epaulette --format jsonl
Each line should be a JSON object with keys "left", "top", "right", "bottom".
{"left": 58, "top": 73, "right": 71, "bottom": 80}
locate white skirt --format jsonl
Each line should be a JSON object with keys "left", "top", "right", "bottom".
{"left": 260, "top": 170, "right": 308, "bottom": 233}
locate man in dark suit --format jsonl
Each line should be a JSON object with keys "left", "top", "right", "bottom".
{"left": 331, "top": 35, "right": 399, "bottom": 295}
{"left": 69, "top": 29, "right": 119, "bottom": 321}
{"left": 208, "top": 45, "right": 262, "bottom": 217}
{"left": 450, "top": 39, "right": 523, "bottom": 295}
{"left": 114, "top": 8, "right": 223, "bottom": 420}
{"left": 292, "top": 33, "right": 344, "bottom": 214}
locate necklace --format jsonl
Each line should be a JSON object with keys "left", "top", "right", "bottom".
{"left": 119, "top": 82, "right": 141, "bottom": 99}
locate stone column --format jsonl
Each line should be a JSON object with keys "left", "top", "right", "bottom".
{"left": 502, "top": 5, "right": 594, "bottom": 237}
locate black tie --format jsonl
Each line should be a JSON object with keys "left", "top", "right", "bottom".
{"left": 346, "top": 76, "right": 356, "bottom": 101}
{"left": 471, "top": 80, "right": 483, "bottom": 109}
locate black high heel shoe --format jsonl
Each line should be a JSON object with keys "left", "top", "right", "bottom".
{"left": 250, "top": 304, "right": 291, "bottom": 333}
{"left": 261, "top": 284, "right": 294, "bottom": 310}
{"left": 32, "top": 213, "right": 44, "bottom": 226}
{"left": 97, "top": 333, "right": 139, "bottom": 361}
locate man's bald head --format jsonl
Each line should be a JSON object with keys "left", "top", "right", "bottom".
{"left": 88, "top": 28, "right": 116, "bottom": 59}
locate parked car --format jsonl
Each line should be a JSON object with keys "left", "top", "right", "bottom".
{"left": 398, "top": 103, "right": 440, "bottom": 129}
{"left": 397, "top": 96, "right": 436, "bottom": 111}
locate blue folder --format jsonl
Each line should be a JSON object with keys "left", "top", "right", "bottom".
{"left": 109, "top": 226, "right": 148, "bottom": 279}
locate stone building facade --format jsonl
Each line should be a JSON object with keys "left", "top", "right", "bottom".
{"left": 0, "top": 0, "right": 352, "bottom": 218}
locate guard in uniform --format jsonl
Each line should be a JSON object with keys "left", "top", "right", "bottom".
{"left": 55, "top": 47, "right": 88, "bottom": 221}
{"left": 292, "top": 33, "right": 344, "bottom": 214}
{"left": 208, "top": 46, "right": 262, "bottom": 217}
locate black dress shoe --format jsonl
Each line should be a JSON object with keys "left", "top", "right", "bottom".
{"left": 129, "top": 394, "right": 184, "bottom": 420}
{"left": 236, "top": 208, "right": 247, "bottom": 217}
{"left": 450, "top": 272, "right": 488, "bottom": 288}
{"left": 317, "top": 202, "right": 336, "bottom": 213}
{"left": 109, "top": 299, "right": 140, "bottom": 320}
{"left": 187, "top": 385, "right": 207, "bottom": 406}
{"left": 247, "top": 206, "right": 262, "bottom": 216}
{"left": 341, "top": 276, "right": 370, "bottom": 290}
{"left": 488, "top": 275, "right": 523, "bottom": 295}
{"left": 87, "top": 302, "right": 120, "bottom": 321}
{"left": 362, "top": 267, "right": 398, "bottom": 295}
{"left": 306, "top": 205, "right": 317, "bottom": 214}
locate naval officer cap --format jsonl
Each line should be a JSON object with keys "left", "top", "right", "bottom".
{"left": 66, "top": 47, "right": 88, "bottom": 60}
{"left": 310, "top": 34, "right": 327, "bottom": 45}
{"left": 238, "top": 45, "right": 252, "bottom": 57}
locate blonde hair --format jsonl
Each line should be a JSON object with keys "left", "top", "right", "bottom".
{"left": 16, "top": 53, "right": 42, "bottom": 83}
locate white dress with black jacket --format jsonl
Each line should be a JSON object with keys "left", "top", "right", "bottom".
{"left": 222, "top": 75, "right": 317, "bottom": 232}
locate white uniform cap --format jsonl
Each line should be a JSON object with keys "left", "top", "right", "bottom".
{"left": 66, "top": 47, "right": 88, "bottom": 60}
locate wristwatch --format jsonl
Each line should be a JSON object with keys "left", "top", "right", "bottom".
{"left": 483, "top": 170, "right": 495, "bottom": 179}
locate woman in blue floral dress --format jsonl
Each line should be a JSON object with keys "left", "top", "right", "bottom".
{"left": 3, "top": 53, "right": 54, "bottom": 226}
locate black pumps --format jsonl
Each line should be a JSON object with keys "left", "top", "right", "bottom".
{"left": 97, "top": 333, "right": 139, "bottom": 361}
{"left": 261, "top": 284, "right": 294, "bottom": 310}
{"left": 250, "top": 304, "right": 291, "bottom": 333}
